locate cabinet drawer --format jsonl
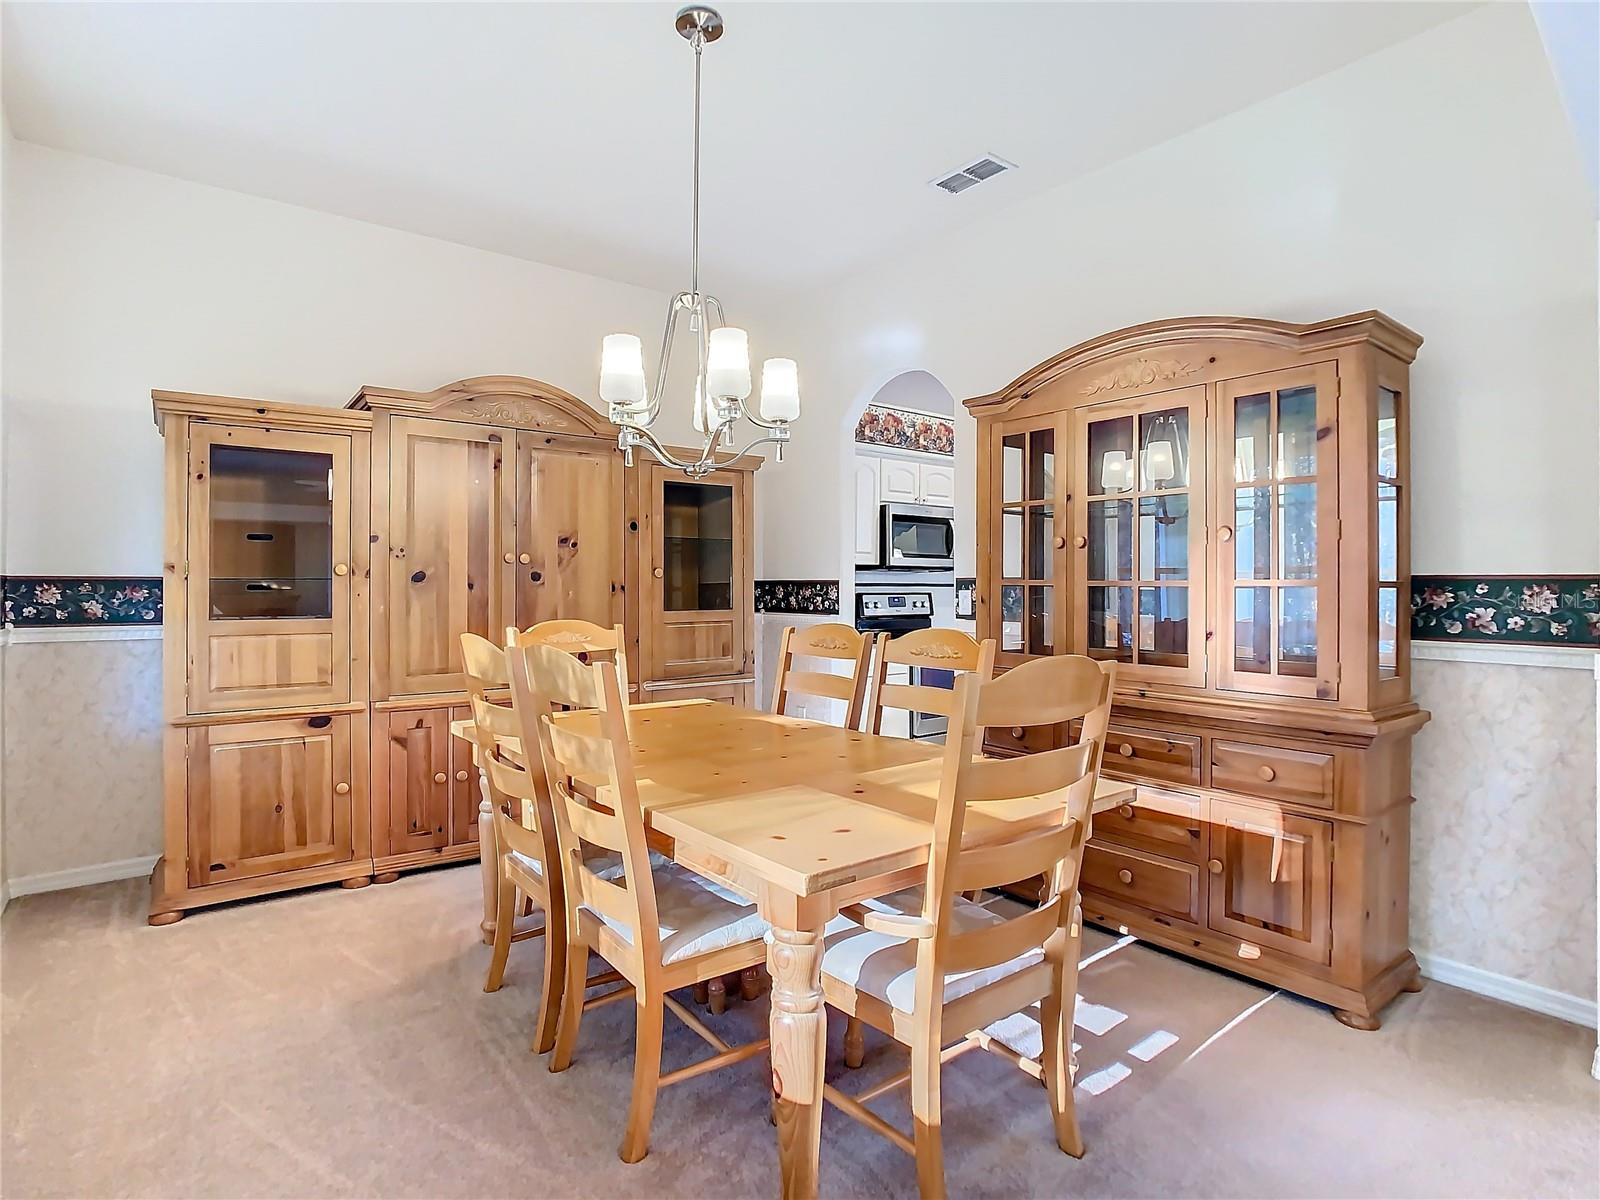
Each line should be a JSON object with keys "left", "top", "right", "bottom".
{"left": 1211, "top": 740, "right": 1335, "bottom": 809}
{"left": 1092, "top": 785, "right": 1202, "bottom": 861}
{"left": 1081, "top": 842, "right": 1201, "bottom": 924}
{"left": 1102, "top": 725, "right": 1201, "bottom": 787}
{"left": 983, "top": 722, "right": 1061, "bottom": 757}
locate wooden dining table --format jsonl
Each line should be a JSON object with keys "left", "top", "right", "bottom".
{"left": 450, "top": 698, "right": 1134, "bottom": 1199}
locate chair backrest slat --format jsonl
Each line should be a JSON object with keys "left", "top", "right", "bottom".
{"left": 864, "top": 629, "right": 997, "bottom": 737}
{"left": 945, "top": 894, "right": 1063, "bottom": 975}
{"left": 770, "top": 623, "right": 873, "bottom": 728}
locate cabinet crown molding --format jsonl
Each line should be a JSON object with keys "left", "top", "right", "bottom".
{"left": 964, "top": 310, "right": 1423, "bottom": 416}
{"left": 348, "top": 374, "right": 617, "bottom": 439}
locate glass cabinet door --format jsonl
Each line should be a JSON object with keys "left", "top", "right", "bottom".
{"left": 648, "top": 467, "right": 747, "bottom": 680}
{"left": 187, "top": 424, "right": 353, "bottom": 713}
{"left": 1216, "top": 364, "right": 1339, "bottom": 699}
{"left": 1375, "top": 384, "right": 1407, "bottom": 694}
{"left": 1073, "top": 386, "right": 1206, "bottom": 687}
{"left": 991, "top": 415, "right": 1063, "bottom": 665}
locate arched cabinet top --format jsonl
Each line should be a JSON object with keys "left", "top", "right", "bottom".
{"left": 348, "top": 374, "right": 617, "bottom": 439}
{"left": 964, "top": 310, "right": 1422, "bottom": 417}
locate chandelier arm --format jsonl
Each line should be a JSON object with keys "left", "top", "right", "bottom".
{"left": 622, "top": 426, "right": 712, "bottom": 477}
{"left": 721, "top": 430, "right": 790, "bottom": 461}
{"left": 644, "top": 294, "right": 689, "bottom": 426}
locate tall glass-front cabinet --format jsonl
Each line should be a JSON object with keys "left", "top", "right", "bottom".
{"left": 969, "top": 313, "right": 1429, "bottom": 1029}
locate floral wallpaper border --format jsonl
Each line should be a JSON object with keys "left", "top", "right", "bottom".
{"left": 1411, "top": 575, "right": 1599, "bottom": 647}
{"left": 4, "top": 576, "right": 164, "bottom": 627}
{"left": 854, "top": 404, "right": 955, "bottom": 457}
{"left": 754, "top": 579, "right": 840, "bottom": 616}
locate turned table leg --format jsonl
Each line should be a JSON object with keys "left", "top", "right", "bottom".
{"left": 767, "top": 925, "right": 826, "bottom": 1200}
{"left": 477, "top": 769, "right": 499, "bottom": 945}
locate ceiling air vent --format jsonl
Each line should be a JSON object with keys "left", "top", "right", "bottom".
{"left": 930, "top": 154, "right": 1017, "bottom": 195}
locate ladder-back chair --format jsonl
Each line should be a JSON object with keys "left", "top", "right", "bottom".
{"left": 770, "top": 622, "right": 874, "bottom": 729}
{"left": 508, "top": 642, "right": 771, "bottom": 1164}
{"left": 818, "top": 655, "right": 1116, "bottom": 1198}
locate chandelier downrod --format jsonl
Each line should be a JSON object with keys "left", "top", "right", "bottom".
{"left": 599, "top": 5, "right": 799, "bottom": 479}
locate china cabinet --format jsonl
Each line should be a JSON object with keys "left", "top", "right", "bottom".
{"left": 150, "top": 377, "right": 758, "bottom": 922}
{"left": 968, "top": 312, "right": 1428, "bottom": 1028}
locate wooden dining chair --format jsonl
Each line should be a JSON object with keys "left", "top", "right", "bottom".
{"left": 508, "top": 642, "right": 772, "bottom": 1164}
{"left": 818, "top": 655, "right": 1116, "bottom": 1198}
{"left": 861, "top": 628, "right": 997, "bottom": 737}
{"left": 507, "top": 618, "right": 632, "bottom": 707}
{"left": 461, "top": 633, "right": 517, "bottom": 945}
{"left": 770, "top": 622, "right": 874, "bottom": 729}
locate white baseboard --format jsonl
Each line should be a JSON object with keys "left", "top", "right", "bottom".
{"left": 1417, "top": 951, "right": 1597, "bottom": 1029}
{"left": 3, "top": 855, "right": 159, "bottom": 901}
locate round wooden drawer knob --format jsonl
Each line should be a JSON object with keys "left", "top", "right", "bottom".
{"left": 1118, "top": 804, "right": 1135, "bottom": 820}
{"left": 654, "top": 567, "right": 665, "bottom": 579}
{"left": 433, "top": 772, "right": 447, "bottom": 784}
{"left": 519, "top": 553, "right": 532, "bottom": 565}
{"left": 1073, "top": 535, "right": 1087, "bottom": 549}
{"left": 1116, "top": 869, "right": 1133, "bottom": 885}
{"left": 1257, "top": 765, "right": 1277, "bottom": 782}
{"left": 503, "top": 552, "right": 514, "bottom": 564}
{"left": 1118, "top": 743, "right": 1135, "bottom": 757}
{"left": 333, "top": 563, "right": 348, "bottom": 577}
{"left": 1219, "top": 526, "right": 1234, "bottom": 543}
{"left": 456, "top": 770, "right": 469, "bottom": 782}
{"left": 1208, "top": 858, "right": 1224, "bottom": 875}
{"left": 334, "top": 782, "right": 350, "bottom": 795}
{"left": 1053, "top": 536, "right": 1066, "bottom": 550}
{"left": 1011, "top": 726, "right": 1025, "bottom": 738}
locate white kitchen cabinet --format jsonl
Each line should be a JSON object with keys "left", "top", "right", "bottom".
{"left": 853, "top": 455, "right": 881, "bottom": 565}
{"left": 879, "top": 457, "right": 921, "bottom": 504}
{"left": 919, "top": 461, "right": 957, "bottom": 505}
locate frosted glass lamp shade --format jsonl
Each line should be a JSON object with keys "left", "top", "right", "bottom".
{"left": 599, "top": 334, "right": 646, "bottom": 409}
{"left": 759, "top": 358, "right": 800, "bottom": 422}
{"left": 706, "top": 326, "right": 752, "bottom": 400}
{"left": 1100, "top": 450, "right": 1132, "bottom": 493}
{"left": 1145, "top": 439, "right": 1175, "bottom": 485}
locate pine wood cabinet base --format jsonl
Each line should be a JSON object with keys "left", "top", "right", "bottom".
{"left": 147, "top": 853, "right": 374, "bottom": 923}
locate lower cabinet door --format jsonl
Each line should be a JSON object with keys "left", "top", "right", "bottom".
{"left": 642, "top": 679, "right": 753, "bottom": 707}
{"left": 186, "top": 714, "right": 355, "bottom": 886}
{"left": 448, "top": 705, "right": 481, "bottom": 848}
{"left": 384, "top": 709, "right": 450, "bottom": 855}
{"left": 1205, "top": 798, "right": 1333, "bottom": 964}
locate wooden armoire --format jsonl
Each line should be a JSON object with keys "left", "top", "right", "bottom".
{"left": 149, "top": 376, "right": 758, "bottom": 924}
{"left": 967, "top": 313, "right": 1428, "bottom": 1028}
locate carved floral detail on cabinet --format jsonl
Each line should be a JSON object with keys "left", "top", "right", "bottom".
{"left": 1412, "top": 575, "right": 1600, "bottom": 647}
{"left": 1079, "top": 357, "right": 1201, "bottom": 396}
{"left": 447, "top": 400, "right": 575, "bottom": 429}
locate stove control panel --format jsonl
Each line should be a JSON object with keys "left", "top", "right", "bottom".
{"left": 857, "top": 591, "right": 934, "bottom": 617}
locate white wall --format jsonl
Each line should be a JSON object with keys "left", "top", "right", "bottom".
{"left": 0, "top": 140, "right": 774, "bottom": 576}
{"left": 767, "top": 3, "right": 1598, "bottom": 581}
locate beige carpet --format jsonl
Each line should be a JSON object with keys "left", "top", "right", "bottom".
{"left": 2, "top": 866, "right": 1594, "bottom": 1199}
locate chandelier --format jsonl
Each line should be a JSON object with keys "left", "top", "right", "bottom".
{"left": 598, "top": 5, "right": 799, "bottom": 478}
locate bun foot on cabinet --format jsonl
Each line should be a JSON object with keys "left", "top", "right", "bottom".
{"left": 1402, "top": 972, "right": 1426, "bottom": 994}
{"left": 373, "top": 872, "right": 401, "bottom": 885}
{"left": 1333, "top": 1008, "right": 1381, "bottom": 1032}
{"left": 340, "top": 876, "right": 372, "bottom": 890}
{"left": 148, "top": 910, "right": 184, "bottom": 927}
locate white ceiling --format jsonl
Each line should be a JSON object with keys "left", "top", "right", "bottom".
{"left": 2, "top": 1, "right": 1476, "bottom": 302}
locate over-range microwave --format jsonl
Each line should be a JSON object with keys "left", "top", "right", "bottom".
{"left": 880, "top": 502, "right": 956, "bottom": 570}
